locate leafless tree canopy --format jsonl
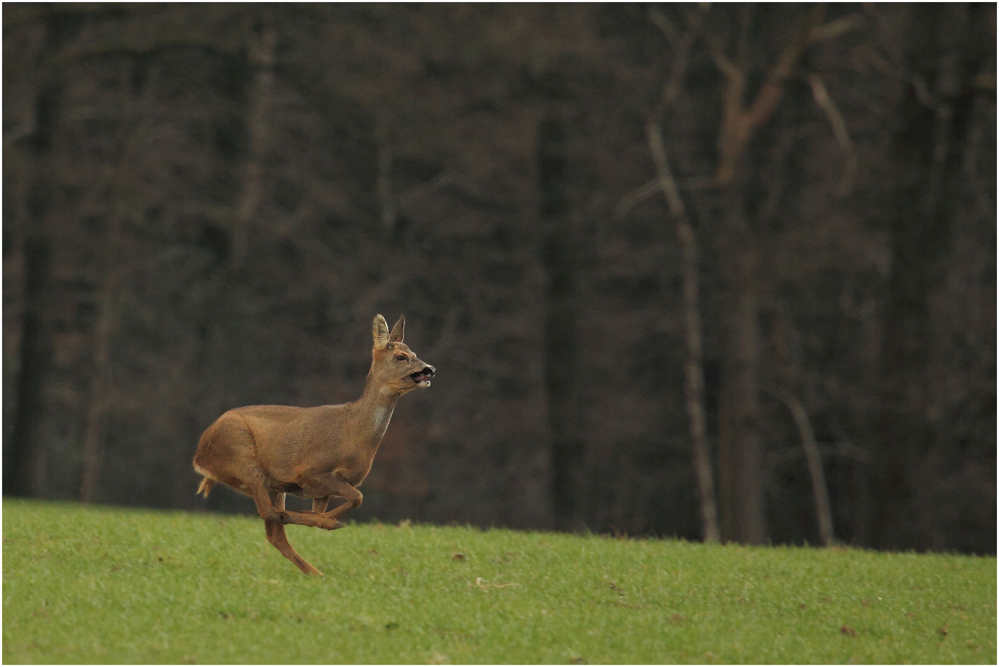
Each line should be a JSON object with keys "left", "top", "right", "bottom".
{"left": 3, "top": 4, "right": 995, "bottom": 554}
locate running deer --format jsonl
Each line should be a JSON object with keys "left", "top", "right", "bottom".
{"left": 192, "top": 314, "right": 435, "bottom": 575}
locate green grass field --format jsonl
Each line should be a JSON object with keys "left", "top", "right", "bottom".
{"left": 2, "top": 499, "right": 995, "bottom": 664}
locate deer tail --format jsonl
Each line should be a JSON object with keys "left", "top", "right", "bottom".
{"left": 193, "top": 460, "right": 217, "bottom": 499}
{"left": 196, "top": 476, "right": 215, "bottom": 498}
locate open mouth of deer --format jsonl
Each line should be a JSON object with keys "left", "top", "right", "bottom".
{"left": 409, "top": 367, "right": 435, "bottom": 386}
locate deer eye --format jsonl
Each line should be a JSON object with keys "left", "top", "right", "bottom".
{"left": 395, "top": 354, "right": 408, "bottom": 362}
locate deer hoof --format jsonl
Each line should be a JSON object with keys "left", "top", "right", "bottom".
{"left": 297, "top": 560, "right": 323, "bottom": 576}
{"left": 320, "top": 517, "right": 343, "bottom": 531}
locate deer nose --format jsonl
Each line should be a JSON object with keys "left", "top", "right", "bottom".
{"left": 422, "top": 365, "right": 436, "bottom": 377}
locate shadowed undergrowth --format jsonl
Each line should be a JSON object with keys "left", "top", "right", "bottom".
{"left": 2, "top": 500, "right": 995, "bottom": 664}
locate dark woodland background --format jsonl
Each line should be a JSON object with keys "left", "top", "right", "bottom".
{"left": 3, "top": 3, "right": 995, "bottom": 554}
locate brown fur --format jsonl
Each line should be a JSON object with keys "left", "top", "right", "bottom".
{"left": 192, "top": 314, "right": 434, "bottom": 575}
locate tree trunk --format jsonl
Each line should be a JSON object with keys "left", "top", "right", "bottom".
{"left": 874, "top": 3, "right": 976, "bottom": 550}
{"left": 708, "top": 6, "right": 831, "bottom": 545}
{"left": 645, "top": 120, "right": 720, "bottom": 543}
{"left": 231, "top": 15, "right": 276, "bottom": 269}
{"left": 716, "top": 188, "right": 765, "bottom": 545}
{"left": 539, "top": 115, "right": 582, "bottom": 528}
{"left": 79, "top": 163, "right": 126, "bottom": 504}
{"left": 5, "top": 9, "right": 73, "bottom": 497}
{"left": 79, "top": 244, "right": 118, "bottom": 502}
{"left": 80, "top": 59, "right": 159, "bottom": 502}
{"left": 6, "top": 237, "right": 52, "bottom": 497}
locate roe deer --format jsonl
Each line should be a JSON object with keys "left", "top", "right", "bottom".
{"left": 193, "top": 314, "right": 435, "bottom": 575}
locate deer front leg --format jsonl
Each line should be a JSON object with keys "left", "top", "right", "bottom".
{"left": 312, "top": 497, "right": 330, "bottom": 514}
{"left": 297, "top": 472, "right": 363, "bottom": 525}
{"left": 249, "top": 482, "right": 340, "bottom": 530}
{"left": 273, "top": 505, "right": 343, "bottom": 530}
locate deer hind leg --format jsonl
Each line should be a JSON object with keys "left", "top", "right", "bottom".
{"left": 230, "top": 463, "right": 337, "bottom": 532}
{"left": 264, "top": 491, "right": 322, "bottom": 576}
{"left": 194, "top": 414, "right": 275, "bottom": 500}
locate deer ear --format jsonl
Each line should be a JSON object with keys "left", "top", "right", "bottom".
{"left": 372, "top": 314, "right": 390, "bottom": 346}
{"left": 388, "top": 315, "right": 405, "bottom": 343}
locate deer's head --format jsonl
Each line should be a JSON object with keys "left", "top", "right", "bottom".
{"left": 369, "top": 314, "right": 435, "bottom": 394}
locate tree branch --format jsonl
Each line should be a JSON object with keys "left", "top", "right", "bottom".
{"left": 807, "top": 73, "right": 857, "bottom": 196}
{"left": 714, "top": 5, "right": 841, "bottom": 186}
{"left": 614, "top": 179, "right": 662, "bottom": 221}
{"left": 808, "top": 14, "right": 865, "bottom": 44}
{"left": 648, "top": 7, "right": 680, "bottom": 45}
{"left": 744, "top": 4, "right": 827, "bottom": 132}
{"left": 707, "top": 34, "right": 742, "bottom": 83}
{"left": 646, "top": 123, "right": 687, "bottom": 217}
{"left": 652, "top": 4, "right": 709, "bottom": 110}
{"left": 766, "top": 387, "right": 837, "bottom": 546}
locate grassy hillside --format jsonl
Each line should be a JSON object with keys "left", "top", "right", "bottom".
{"left": 3, "top": 499, "right": 995, "bottom": 664}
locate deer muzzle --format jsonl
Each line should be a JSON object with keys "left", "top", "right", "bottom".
{"left": 409, "top": 365, "right": 436, "bottom": 387}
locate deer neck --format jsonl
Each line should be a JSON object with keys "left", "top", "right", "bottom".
{"left": 354, "top": 374, "right": 400, "bottom": 449}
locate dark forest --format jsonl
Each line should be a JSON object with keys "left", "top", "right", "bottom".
{"left": 3, "top": 3, "right": 995, "bottom": 555}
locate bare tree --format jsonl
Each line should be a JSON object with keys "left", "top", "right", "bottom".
{"left": 875, "top": 3, "right": 989, "bottom": 550}
{"left": 80, "top": 60, "right": 161, "bottom": 502}
{"left": 5, "top": 7, "right": 79, "bottom": 497}
{"left": 643, "top": 4, "right": 719, "bottom": 543}
{"left": 707, "top": 5, "right": 847, "bottom": 544}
